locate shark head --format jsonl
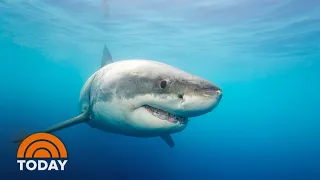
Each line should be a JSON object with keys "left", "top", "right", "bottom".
{"left": 90, "top": 60, "right": 222, "bottom": 137}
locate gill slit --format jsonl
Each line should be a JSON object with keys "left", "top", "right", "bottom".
{"left": 88, "top": 74, "right": 98, "bottom": 121}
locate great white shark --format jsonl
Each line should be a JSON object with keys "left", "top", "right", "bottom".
{"left": 14, "top": 46, "right": 223, "bottom": 147}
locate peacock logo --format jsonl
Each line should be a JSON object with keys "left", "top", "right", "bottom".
{"left": 16, "top": 133, "right": 68, "bottom": 171}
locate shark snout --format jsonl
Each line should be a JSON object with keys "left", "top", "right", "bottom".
{"left": 170, "top": 82, "right": 222, "bottom": 118}
{"left": 201, "top": 83, "right": 222, "bottom": 98}
{"left": 202, "top": 86, "right": 223, "bottom": 109}
{"left": 202, "top": 89, "right": 222, "bottom": 97}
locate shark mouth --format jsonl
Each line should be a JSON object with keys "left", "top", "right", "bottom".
{"left": 143, "top": 105, "right": 188, "bottom": 124}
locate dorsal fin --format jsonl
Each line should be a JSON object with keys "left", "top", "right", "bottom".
{"left": 101, "top": 45, "right": 113, "bottom": 68}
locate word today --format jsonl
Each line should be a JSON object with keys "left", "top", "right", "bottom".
{"left": 17, "top": 160, "right": 68, "bottom": 171}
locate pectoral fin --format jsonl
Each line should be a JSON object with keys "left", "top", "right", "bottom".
{"left": 13, "top": 111, "right": 90, "bottom": 143}
{"left": 160, "top": 134, "right": 175, "bottom": 147}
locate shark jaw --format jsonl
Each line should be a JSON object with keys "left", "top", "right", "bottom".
{"left": 143, "top": 105, "right": 189, "bottom": 125}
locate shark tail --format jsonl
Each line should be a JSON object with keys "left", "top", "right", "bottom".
{"left": 12, "top": 110, "right": 90, "bottom": 143}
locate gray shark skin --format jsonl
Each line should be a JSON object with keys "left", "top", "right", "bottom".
{"left": 14, "top": 46, "right": 223, "bottom": 147}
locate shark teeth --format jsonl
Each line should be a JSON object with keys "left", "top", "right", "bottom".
{"left": 143, "top": 105, "right": 188, "bottom": 124}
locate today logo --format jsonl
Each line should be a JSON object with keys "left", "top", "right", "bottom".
{"left": 17, "top": 133, "right": 68, "bottom": 171}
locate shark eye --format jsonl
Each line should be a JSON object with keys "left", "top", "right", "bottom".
{"left": 160, "top": 80, "right": 167, "bottom": 89}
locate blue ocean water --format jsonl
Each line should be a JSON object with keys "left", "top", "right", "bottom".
{"left": 1, "top": 0, "right": 320, "bottom": 179}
